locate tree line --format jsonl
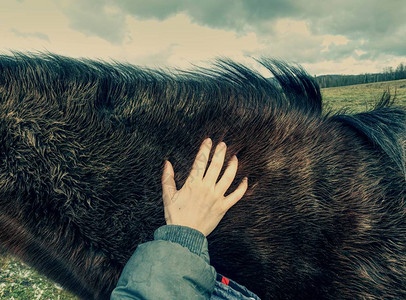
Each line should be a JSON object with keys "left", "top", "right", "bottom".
{"left": 315, "top": 62, "right": 406, "bottom": 88}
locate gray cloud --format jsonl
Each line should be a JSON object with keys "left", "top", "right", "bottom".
{"left": 116, "top": 0, "right": 299, "bottom": 33}
{"left": 54, "top": 0, "right": 406, "bottom": 64}
{"left": 54, "top": 0, "right": 300, "bottom": 43}
{"left": 303, "top": 1, "right": 406, "bottom": 60}
{"left": 305, "top": 1, "right": 405, "bottom": 38}
{"left": 11, "top": 28, "right": 50, "bottom": 41}
{"left": 54, "top": 0, "right": 126, "bottom": 44}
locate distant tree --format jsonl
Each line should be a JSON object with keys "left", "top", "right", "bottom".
{"left": 395, "top": 63, "right": 405, "bottom": 80}
{"left": 314, "top": 62, "right": 406, "bottom": 88}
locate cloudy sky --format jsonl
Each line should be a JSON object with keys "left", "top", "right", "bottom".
{"left": 1, "top": 0, "right": 405, "bottom": 75}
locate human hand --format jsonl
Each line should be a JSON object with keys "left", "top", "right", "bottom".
{"left": 161, "top": 138, "right": 248, "bottom": 237}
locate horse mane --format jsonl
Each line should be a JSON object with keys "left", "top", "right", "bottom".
{"left": 332, "top": 93, "right": 406, "bottom": 176}
{"left": 1, "top": 52, "right": 404, "bottom": 175}
{"left": 0, "top": 52, "right": 322, "bottom": 114}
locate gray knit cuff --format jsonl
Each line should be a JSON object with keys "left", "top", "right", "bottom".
{"left": 154, "top": 225, "right": 207, "bottom": 257}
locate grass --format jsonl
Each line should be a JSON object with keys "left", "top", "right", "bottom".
{"left": 1, "top": 78, "right": 406, "bottom": 299}
{"left": 321, "top": 79, "right": 406, "bottom": 112}
{"left": 0, "top": 254, "right": 76, "bottom": 300}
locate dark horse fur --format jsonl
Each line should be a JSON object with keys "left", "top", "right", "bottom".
{"left": 0, "top": 53, "right": 405, "bottom": 299}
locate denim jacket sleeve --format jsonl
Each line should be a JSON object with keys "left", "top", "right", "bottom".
{"left": 110, "top": 225, "right": 217, "bottom": 300}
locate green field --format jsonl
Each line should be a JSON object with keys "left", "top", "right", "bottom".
{"left": 1, "top": 79, "right": 406, "bottom": 299}
{"left": 0, "top": 251, "right": 75, "bottom": 300}
{"left": 322, "top": 79, "right": 406, "bottom": 112}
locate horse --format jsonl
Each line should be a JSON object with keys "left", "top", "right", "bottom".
{"left": 0, "top": 52, "right": 405, "bottom": 299}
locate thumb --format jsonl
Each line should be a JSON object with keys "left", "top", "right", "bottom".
{"left": 162, "top": 160, "right": 177, "bottom": 203}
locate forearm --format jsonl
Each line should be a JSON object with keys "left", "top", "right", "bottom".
{"left": 110, "top": 225, "right": 216, "bottom": 300}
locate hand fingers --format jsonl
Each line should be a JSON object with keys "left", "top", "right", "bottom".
{"left": 215, "top": 155, "right": 238, "bottom": 195}
{"left": 223, "top": 177, "right": 248, "bottom": 211}
{"left": 187, "top": 138, "right": 212, "bottom": 184}
{"left": 204, "top": 142, "right": 227, "bottom": 185}
{"left": 162, "top": 160, "right": 177, "bottom": 204}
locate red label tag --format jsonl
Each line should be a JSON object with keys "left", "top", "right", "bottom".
{"left": 221, "top": 276, "right": 230, "bottom": 286}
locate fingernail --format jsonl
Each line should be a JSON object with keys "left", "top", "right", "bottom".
{"left": 206, "top": 138, "right": 212, "bottom": 145}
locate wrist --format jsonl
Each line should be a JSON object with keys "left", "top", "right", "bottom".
{"left": 154, "top": 225, "right": 208, "bottom": 258}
